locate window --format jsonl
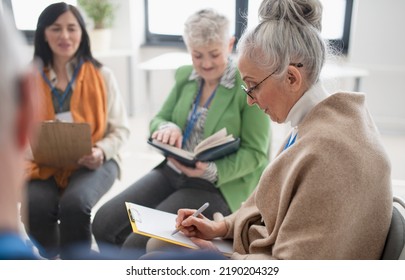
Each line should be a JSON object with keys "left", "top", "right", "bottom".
{"left": 2, "top": 0, "right": 77, "bottom": 43}
{"left": 145, "top": 0, "right": 238, "bottom": 47}
{"left": 145, "top": 0, "right": 353, "bottom": 54}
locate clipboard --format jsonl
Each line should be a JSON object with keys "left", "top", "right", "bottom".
{"left": 125, "top": 202, "right": 233, "bottom": 256}
{"left": 31, "top": 121, "right": 92, "bottom": 168}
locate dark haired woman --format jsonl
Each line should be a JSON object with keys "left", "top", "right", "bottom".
{"left": 22, "top": 2, "right": 130, "bottom": 259}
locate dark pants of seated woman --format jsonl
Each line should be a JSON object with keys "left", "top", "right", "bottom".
{"left": 92, "top": 163, "right": 231, "bottom": 257}
{"left": 21, "top": 159, "right": 118, "bottom": 259}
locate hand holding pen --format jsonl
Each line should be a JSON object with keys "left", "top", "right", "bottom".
{"left": 171, "top": 202, "right": 209, "bottom": 235}
{"left": 171, "top": 203, "right": 228, "bottom": 242}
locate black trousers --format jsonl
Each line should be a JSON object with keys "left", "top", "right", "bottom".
{"left": 92, "top": 163, "right": 231, "bottom": 256}
{"left": 21, "top": 160, "right": 118, "bottom": 259}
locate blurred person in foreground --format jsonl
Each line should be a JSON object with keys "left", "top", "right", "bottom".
{"left": 0, "top": 12, "right": 38, "bottom": 260}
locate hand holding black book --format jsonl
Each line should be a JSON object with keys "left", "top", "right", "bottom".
{"left": 147, "top": 128, "right": 240, "bottom": 167}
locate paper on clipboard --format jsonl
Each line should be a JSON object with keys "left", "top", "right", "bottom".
{"left": 125, "top": 202, "right": 233, "bottom": 256}
{"left": 31, "top": 121, "right": 92, "bottom": 168}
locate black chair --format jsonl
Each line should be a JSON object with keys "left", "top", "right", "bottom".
{"left": 381, "top": 196, "right": 405, "bottom": 260}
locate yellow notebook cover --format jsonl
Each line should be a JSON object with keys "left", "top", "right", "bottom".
{"left": 125, "top": 202, "right": 233, "bottom": 256}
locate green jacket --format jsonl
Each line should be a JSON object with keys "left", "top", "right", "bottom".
{"left": 150, "top": 65, "right": 271, "bottom": 212}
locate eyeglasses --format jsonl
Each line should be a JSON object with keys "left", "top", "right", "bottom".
{"left": 241, "top": 63, "right": 303, "bottom": 99}
{"left": 241, "top": 69, "right": 277, "bottom": 99}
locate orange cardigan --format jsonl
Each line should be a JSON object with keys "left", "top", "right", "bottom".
{"left": 26, "top": 61, "right": 107, "bottom": 188}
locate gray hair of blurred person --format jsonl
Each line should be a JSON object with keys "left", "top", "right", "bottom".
{"left": 0, "top": 12, "right": 31, "bottom": 143}
{"left": 237, "top": 0, "right": 328, "bottom": 87}
{"left": 183, "top": 8, "right": 231, "bottom": 48}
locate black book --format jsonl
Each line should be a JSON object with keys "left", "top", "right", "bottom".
{"left": 147, "top": 128, "right": 240, "bottom": 167}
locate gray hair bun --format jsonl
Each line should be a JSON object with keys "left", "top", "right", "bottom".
{"left": 259, "top": 0, "right": 323, "bottom": 32}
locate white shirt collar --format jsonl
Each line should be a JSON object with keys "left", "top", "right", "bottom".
{"left": 48, "top": 58, "right": 79, "bottom": 85}
{"left": 285, "top": 82, "right": 330, "bottom": 127}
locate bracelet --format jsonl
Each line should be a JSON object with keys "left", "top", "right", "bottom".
{"left": 201, "top": 162, "right": 218, "bottom": 183}
{"left": 158, "top": 122, "right": 182, "bottom": 132}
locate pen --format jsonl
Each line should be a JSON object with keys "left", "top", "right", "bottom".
{"left": 171, "top": 202, "right": 209, "bottom": 236}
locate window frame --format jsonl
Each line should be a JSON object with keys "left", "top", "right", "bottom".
{"left": 144, "top": 0, "right": 353, "bottom": 54}
{"left": 1, "top": 0, "right": 77, "bottom": 44}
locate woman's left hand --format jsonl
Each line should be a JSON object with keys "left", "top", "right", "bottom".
{"left": 167, "top": 158, "right": 208, "bottom": 178}
{"left": 78, "top": 147, "right": 105, "bottom": 170}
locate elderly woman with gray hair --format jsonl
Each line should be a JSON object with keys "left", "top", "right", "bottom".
{"left": 92, "top": 8, "right": 270, "bottom": 255}
{"left": 173, "top": 0, "right": 392, "bottom": 259}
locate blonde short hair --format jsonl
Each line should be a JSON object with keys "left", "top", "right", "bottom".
{"left": 183, "top": 8, "right": 231, "bottom": 48}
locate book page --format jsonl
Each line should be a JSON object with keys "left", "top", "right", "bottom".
{"left": 194, "top": 128, "right": 234, "bottom": 155}
{"left": 125, "top": 202, "right": 233, "bottom": 255}
{"left": 150, "top": 139, "right": 195, "bottom": 159}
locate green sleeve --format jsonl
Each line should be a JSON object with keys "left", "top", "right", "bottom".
{"left": 216, "top": 98, "right": 270, "bottom": 185}
{"left": 149, "top": 66, "right": 193, "bottom": 135}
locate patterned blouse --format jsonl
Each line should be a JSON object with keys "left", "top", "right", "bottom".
{"left": 163, "top": 58, "right": 236, "bottom": 183}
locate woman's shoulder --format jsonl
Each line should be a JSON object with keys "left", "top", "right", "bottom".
{"left": 95, "top": 65, "right": 117, "bottom": 86}
{"left": 176, "top": 64, "right": 193, "bottom": 71}
{"left": 82, "top": 60, "right": 113, "bottom": 79}
{"left": 175, "top": 64, "right": 193, "bottom": 76}
{"left": 172, "top": 65, "right": 194, "bottom": 85}
{"left": 98, "top": 65, "right": 113, "bottom": 77}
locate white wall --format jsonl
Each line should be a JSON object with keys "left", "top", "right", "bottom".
{"left": 91, "top": 0, "right": 141, "bottom": 116}
{"left": 348, "top": 0, "right": 405, "bottom": 134}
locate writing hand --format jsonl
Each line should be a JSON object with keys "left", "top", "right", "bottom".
{"left": 175, "top": 208, "right": 227, "bottom": 240}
